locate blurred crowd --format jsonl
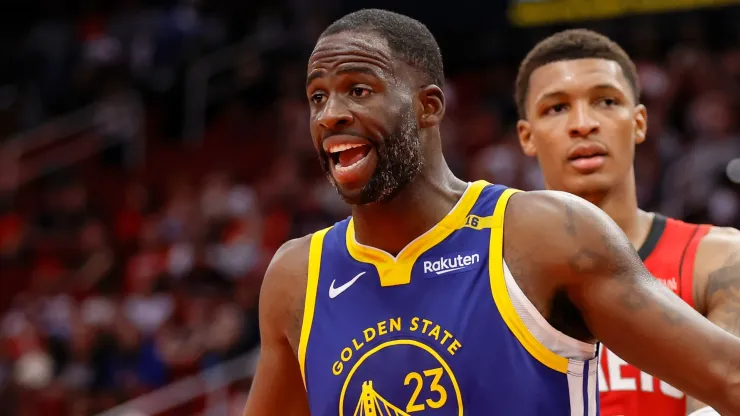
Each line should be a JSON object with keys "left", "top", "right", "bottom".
{"left": 1, "top": 1, "right": 740, "bottom": 415}
{"left": 0, "top": 171, "right": 271, "bottom": 415}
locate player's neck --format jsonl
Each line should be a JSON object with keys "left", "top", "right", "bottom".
{"left": 587, "top": 173, "right": 654, "bottom": 251}
{"left": 351, "top": 160, "right": 467, "bottom": 256}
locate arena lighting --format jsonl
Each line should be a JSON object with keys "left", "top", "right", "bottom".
{"left": 508, "top": 0, "right": 740, "bottom": 26}
{"left": 727, "top": 158, "right": 740, "bottom": 184}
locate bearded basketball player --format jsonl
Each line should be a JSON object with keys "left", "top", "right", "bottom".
{"left": 244, "top": 10, "right": 740, "bottom": 416}
{"left": 515, "top": 29, "right": 740, "bottom": 416}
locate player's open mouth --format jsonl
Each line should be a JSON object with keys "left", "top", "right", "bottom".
{"left": 323, "top": 136, "right": 377, "bottom": 185}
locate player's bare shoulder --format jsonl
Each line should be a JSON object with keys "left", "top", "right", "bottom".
{"left": 502, "top": 190, "right": 641, "bottom": 332}
{"left": 259, "top": 234, "right": 313, "bottom": 355}
{"left": 501, "top": 191, "right": 576, "bottom": 311}
{"left": 692, "top": 225, "right": 740, "bottom": 316}
{"left": 503, "top": 189, "right": 635, "bottom": 279}
{"left": 696, "top": 225, "right": 740, "bottom": 258}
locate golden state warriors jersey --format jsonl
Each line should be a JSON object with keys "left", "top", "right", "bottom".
{"left": 299, "top": 181, "right": 600, "bottom": 415}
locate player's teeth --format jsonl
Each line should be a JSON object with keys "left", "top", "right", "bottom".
{"left": 329, "top": 143, "right": 364, "bottom": 153}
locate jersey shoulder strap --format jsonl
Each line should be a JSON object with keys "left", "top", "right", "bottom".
{"left": 640, "top": 214, "right": 710, "bottom": 308}
{"left": 676, "top": 220, "right": 711, "bottom": 308}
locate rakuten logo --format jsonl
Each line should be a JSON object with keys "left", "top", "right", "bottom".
{"left": 422, "top": 253, "right": 481, "bottom": 276}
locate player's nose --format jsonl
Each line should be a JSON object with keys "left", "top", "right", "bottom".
{"left": 568, "top": 104, "right": 599, "bottom": 138}
{"left": 318, "top": 96, "right": 354, "bottom": 130}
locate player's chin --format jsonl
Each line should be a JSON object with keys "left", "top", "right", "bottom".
{"left": 562, "top": 171, "right": 616, "bottom": 196}
{"left": 335, "top": 187, "right": 370, "bottom": 206}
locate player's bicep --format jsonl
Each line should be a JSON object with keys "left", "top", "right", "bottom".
{"left": 244, "top": 331, "right": 309, "bottom": 415}
{"left": 702, "top": 234, "right": 740, "bottom": 338}
{"left": 520, "top": 192, "right": 701, "bottom": 345}
{"left": 244, "top": 239, "right": 312, "bottom": 416}
{"left": 538, "top": 194, "right": 735, "bottom": 407}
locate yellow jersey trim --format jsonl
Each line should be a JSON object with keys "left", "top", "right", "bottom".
{"left": 299, "top": 226, "right": 332, "bottom": 388}
{"left": 488, "top": 188, "right": 569, "bottom": 374}
{"left": 345, "top": 180, "right": 488, "bottom": 287}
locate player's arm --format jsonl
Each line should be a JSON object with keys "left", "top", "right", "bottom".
{"left": 685, "top": 228, "right": 740, "bottom": 415}
{"left": 505, "top": 191, "right": 740, "bottom": 415}
{"left": 243, "top": 236, "right": 312, "bottom": 416}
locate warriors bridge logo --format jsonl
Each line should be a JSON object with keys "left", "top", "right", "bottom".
{"left": 333, "top": 317, "right": 464, "bottom": 415}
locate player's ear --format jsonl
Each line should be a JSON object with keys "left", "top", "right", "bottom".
{"left": 418, "top": 85, "right": 445, "bottom": 128}
{"left": 633, "top": 104, "right": 647, "bottom": 145}
{"left": 517, "top": 119, "right": 537, "bottom": 156}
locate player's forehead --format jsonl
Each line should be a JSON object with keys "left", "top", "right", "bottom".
{"left": 528, "top": 58, "right": 631, "bottom": 101}
{"left": 307, "top": 31, "right": 394, "bottom": 79}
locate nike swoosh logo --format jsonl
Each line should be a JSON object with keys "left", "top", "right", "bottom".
{"left": 329, "top": 272, "right": 366, "bottom": 299}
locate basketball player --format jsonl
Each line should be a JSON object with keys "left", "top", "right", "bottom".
{"left": 244, "top": 10, "right": 740, "bottom": 416}
{"left": 515, "top": 29, "right": 740, "bottom": 416}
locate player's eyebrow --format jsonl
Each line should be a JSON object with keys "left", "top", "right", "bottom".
{"left": 536, "top": 90, "right": 567, "bottom": 103}
{"left": 590, "top": 83, "right": 625, "bottom": 93}
{"left": 306, "top": 66, "right": 381, "bottom": 88}
{"left": 536, "top": 83, "right": 625, "bottom": 102}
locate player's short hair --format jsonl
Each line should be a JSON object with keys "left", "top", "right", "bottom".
{"left": 515, "top": 29, "right": 640, "bottom": 119}
{"left": 319, "top": 9, "right": 444, "bottom": 87}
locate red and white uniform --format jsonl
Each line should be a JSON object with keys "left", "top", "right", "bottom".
{"left": 599, "top": 214, "right": 711, "bottom": 416}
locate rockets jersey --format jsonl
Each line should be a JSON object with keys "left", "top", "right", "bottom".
{"left": 299, "top": 181, "right": 600, "bottom": 416}
{"left": 598, "top": 214, "right": 711, "bottom": 416}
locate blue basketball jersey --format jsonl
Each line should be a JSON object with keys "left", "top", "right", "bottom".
{"left": 299, "top": 181, "right": 599, "bottom": 415}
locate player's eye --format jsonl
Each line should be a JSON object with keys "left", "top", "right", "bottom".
{"left": 597, "top": 97, "right": 618, "bottom": 108}
{"left": 545, "top": 103, "right": 568, "bottom": 115}
{"left": 349, "top": 87, "right": 372, "bottom": 98}
{"left": 310, "top": 92, "right": 327, "bottom": 104}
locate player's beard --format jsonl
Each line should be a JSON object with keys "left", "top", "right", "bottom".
{"left": 320, "top": 104, "right": 423, "bottom": 206}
